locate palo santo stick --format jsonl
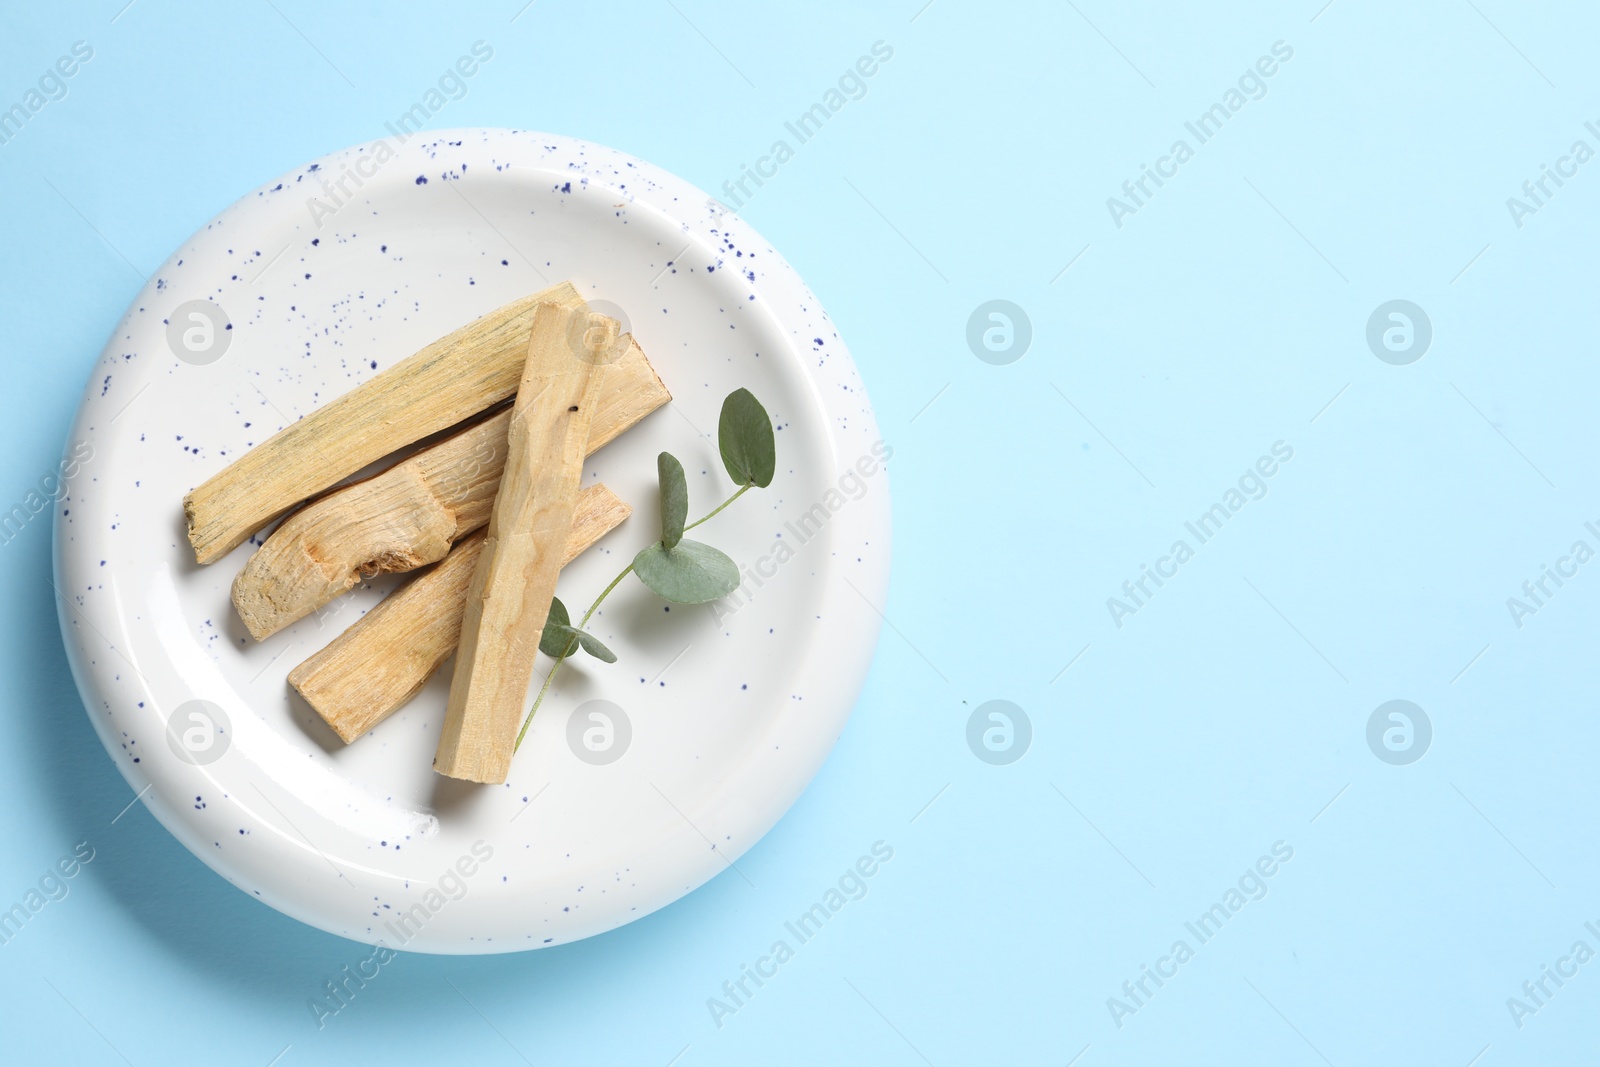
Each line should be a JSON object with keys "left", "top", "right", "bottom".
{"left": 183, "top": 281, "right": 590, "bottom": 565}
{"left": 230, "top": 336, "right": 668, "bottom": 640}
{"left": 287, "top": 484, "right": 631, "bottom": 744}
{"left": 434, "top": 303, "right": 611, "bottom": 784}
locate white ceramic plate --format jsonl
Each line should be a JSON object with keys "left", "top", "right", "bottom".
{"left": 54, "top": 129, "right": 890, "bottom": 953}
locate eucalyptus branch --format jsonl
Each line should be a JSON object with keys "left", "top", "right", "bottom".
{"left": 512, "top": 389, "right": 775, "bottom": 755}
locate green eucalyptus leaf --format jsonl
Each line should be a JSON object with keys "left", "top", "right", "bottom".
{"left": 575, "top": 630, "right": 618, "bottom": 663}
{"left": 718, "top": 388, "right": 775, "bottom": 488}
{"left": 658, "top": 451, "right": 687, "bottom": 550}
{"left": 540, "top": 623, "right": 579, "bottom": 658}
{"left": 541, "top": 625, "right": 580, "bottom": 658}
{"left": 632, "top": 538, "right": 741, "bottom": 604}
{"left": 539, "top": 598, "right": 579, "bottom": 657}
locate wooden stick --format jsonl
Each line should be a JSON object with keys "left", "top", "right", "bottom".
{"left": 184, "top": 281, "right": 592, "bottom": 564}
{"left": 230, "top": 336, "right": 668, "bottom": 640}
{"left": 287, "top": 485, "right": 631, "bottom": 744}
{"left": 434, "top": 303, "right": 610, "bottom": 783}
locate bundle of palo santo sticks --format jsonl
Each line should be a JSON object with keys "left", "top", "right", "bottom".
{"left": 182, "top": 282, "right": 670, "bottom": 784}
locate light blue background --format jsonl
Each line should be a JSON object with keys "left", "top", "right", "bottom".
{"left": 3, "top": 1, "right": 1598, "bottom": 1063}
